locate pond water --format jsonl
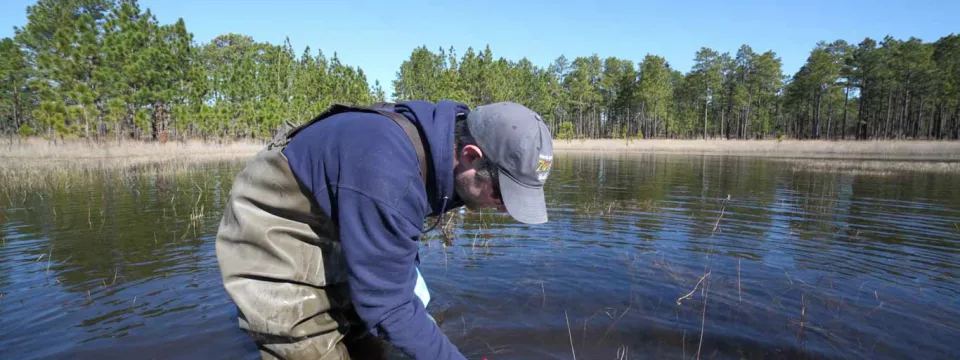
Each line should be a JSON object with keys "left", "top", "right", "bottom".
{"left": 1, "top": 152, "right": 958, "bottom": 359}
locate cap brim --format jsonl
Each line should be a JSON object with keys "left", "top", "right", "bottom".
{"left": 498, "top": 170, "right": 548, "bottom": 224}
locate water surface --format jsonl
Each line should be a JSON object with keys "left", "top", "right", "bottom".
{"left": 1, "top": 153, "right": 958, "bottom": 359}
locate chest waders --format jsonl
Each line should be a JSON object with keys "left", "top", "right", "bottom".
{"left": 215, "top": 104, "right": 429, "bottom": 360}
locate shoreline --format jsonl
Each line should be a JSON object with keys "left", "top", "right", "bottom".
{"left": 552, "top": 139, "right": 960, "bottom": 161}
{"left": 0, "top": 139, "right": 264, "bottom": 189}
{"left": 4, "top": 137, "right": 960, "bottom": 158}
{"left": 0, "top": 138, "right": 265, "bottom": 161}
{"left": 0, "top": 139, "right": 956, "bottom": 189}
{"left": 2, "top": 138, "right": 959, "bottom": 172}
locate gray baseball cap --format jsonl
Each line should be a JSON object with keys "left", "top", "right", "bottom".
{"left": 467, "top": 102, "right": 554, "bottom": 224}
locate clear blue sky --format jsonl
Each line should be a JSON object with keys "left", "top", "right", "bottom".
{"left": 2, "top": 0, "right": 957, "bottom": 99}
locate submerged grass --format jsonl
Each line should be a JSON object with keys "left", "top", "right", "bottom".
{"left": 576, "top": 198, "right": 660, "bottom": 217}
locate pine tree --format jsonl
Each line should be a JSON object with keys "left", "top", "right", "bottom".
{"left": 5, "top": 0, "right": 956, "bottom": 141}
{"left": 932, "top": 34, "right": 960, "bottom": 140}
{"left": 0, "top": 38, "right": 32, "bottom": 138}
{"left": 637, "top": 54, "right": 673, "bottom": 138}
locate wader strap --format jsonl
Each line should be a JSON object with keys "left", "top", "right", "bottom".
{"left": 269, "top": 103, "right": 429, "bottom": 182}
{"left": 370, "top": 108, "right": 429, "bottom": 182}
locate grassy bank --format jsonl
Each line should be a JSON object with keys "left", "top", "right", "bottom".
{"left": 553, "top": 139, "right": 960, "bottom": 160}
{"left": 0, "top": 138, "right": 265, "bottom": 192}
{"left": 2, "top": 138, "right": 264, "bottom": 163}
{"left": 8, "top": 137, "right": 960, "bottom": 161}
{"left": 3, "top": 138, "right": 959, "bottom": 185}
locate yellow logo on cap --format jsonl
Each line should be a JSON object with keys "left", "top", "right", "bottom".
{"left": 537, "top": 160, "right": 549, "bottom": 172}
{"left": 536, "top": 155, "right": 552, "bottom": 181}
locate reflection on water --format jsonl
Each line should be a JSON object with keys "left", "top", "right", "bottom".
{"left": 1, "top": 153, "right": 959, "bottom": 359}
{"left": 0, "top": 161, "right": 257, "bottom": 359}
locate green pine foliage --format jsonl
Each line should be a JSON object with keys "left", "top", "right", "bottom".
{"left": 1, "top": 0, "right": 958, "bottom": 141}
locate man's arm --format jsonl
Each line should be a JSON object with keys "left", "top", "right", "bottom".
{"left": 336, "top": 185, "right": 467, "bottom": 360}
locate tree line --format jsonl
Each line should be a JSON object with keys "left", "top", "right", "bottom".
{"left": 0, "top": 0, "right": 378, "bottom": 143}
{"left": 1, "top": 0, "right": 958, "bottom": 143}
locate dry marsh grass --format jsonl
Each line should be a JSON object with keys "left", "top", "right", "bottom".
{"left": 4, "top": 138, "right": 958, "bottom": 192}
{"left": 2, "top": 137, "right": 263, "bottom": 162}
{"left": 0, "top": 138, "right": 263, "bottom": 193}
{"left": 11, "top": 137, "right": 959, "bottom": 161}
{"left": 783, "top": 158, "right": 960, "bottom": 175}
{"left": 554, "top": 139, "right": 960, "bottom": 160}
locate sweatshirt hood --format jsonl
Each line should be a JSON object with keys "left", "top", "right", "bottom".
{"left": 392, "top": 100, "right": 470, "bottom": 216}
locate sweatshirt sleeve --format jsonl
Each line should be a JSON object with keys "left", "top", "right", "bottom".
{"left": 336, "top": 186, "right": 467, "bottom": 360}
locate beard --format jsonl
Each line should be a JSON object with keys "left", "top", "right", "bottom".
{"left": 453, "top": 170, "right": 485, "bottom": 210}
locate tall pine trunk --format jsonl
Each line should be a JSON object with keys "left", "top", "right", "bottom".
{"left": 796, "top": 98, "right": 804, "bottom": 139}
{"left": 13, "top": 85, "right": 21, "bottom": 132}
{"left": 841, "top": 86, "right": 849, "bottom": 140}
{"left": 578, "top": 98, "right": 583, "bottom": 138}
{"left": 774, "top": 97, "right": 781, "bottom": 139}
{"left": 856, "top": 87, "right": 865, "bottom": 140}
{"left": 640, "top": 102, "right": 646, "bottom": 138}
{"left": 826, "top": 100, "right": 834, "bottom": 139}
{"left": 84, "top": 107, "right": 90, "bottom": 140}
{"left": 703, "top": 94, "right": 708, "bottom": 139}
{"left": 884, "top": 90, "right": 893, "bottom": 139}
{"left": 935, "top": 100, "right": 945, "bottom": 140}
{"left": 653, "top": 97, "right": 659, "bottom": 139}
{"left": 900, "top": 90, "right": 909, "bottom": 139}
{"left": 917, "top": 96, "right": 925, "bottom": 139}
{"left": 814, "top": 90, "right": 823, "bottom": 139}
{"left": 744, "top": 90, "right": 753, "bottom": 139}
{"left": 894, "top": 89, "right": 902, "bottom": 138}
{"left": 720, "top": 107, "right": 725, "bottom": 139}
{"left": 96, "top": 103, "right": 104, "bottom": 144}
{"left": 595, "top": 107, "right": 600, "bottom": 139}
{"left": 953, "top": 103, "right": 960, "bottom": 140}
{"left": 739, "top": 108, "right": 745, "bottom": 139}
{"left": 725, "top": 89, "right": 734, "bottom": 140}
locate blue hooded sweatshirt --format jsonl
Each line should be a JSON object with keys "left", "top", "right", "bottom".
{"left": 281, "top": 100, "right": 470, "bottom": 360}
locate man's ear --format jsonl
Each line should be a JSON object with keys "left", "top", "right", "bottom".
{"left": 459, "top": 144, "right": 484, "bottom": 168}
